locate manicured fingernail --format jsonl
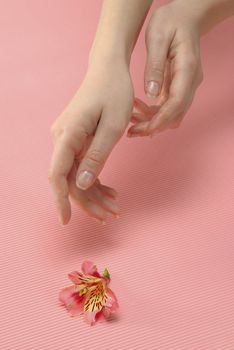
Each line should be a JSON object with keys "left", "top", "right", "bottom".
{"left": 76, "top": 170, "right": 94, "bottom": 190}
{"left": 146, "top": 81, "right": 159, "bottom": 98}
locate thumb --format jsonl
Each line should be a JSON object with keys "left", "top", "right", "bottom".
{"left": 76, "top": 117, "right": 123, "bottom": 190}
{"left": 144, "top": 30, "right": 169, "bottom": 98}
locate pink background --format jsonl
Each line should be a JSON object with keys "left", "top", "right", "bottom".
{"left": 1, "top": 1, "right": 234, "bottom": 349}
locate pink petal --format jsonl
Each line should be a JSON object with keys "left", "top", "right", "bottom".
{"left": 83, "top": 310, "right": 98, "bottom": 326}
{"left": 105, "top": 287, "right": 119, "bottom": 312}
{"left": 95, "top": 310, "right": 107, "bottom": 322}
{"left": 58, "top": 285, "right": 84, "bottom": 316}
{"left": 68, "top": 298, "right": 83, "bottom": 317}
{"left": 92, "top": 270, "right": 101, "bottom": 278}
{"left": 81, "top": 260, "right": 100, "bottom": 277}
{"left": 58, "top": 285, "right": 76, "bottom": 305}
{"left": 68, "top": 271, "right": 84, "bottom": 284}
{"left": 102, "top": 307, "right": 112, "bottom": 320}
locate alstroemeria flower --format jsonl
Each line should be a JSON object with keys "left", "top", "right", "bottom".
{"left": 59, "top": 261, "right": 119, "bottom": 325}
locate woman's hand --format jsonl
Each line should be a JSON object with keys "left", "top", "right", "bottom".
{"left": 127, "top": 0, "right": 204, "bottom": 137}
{"left": 48, "top": 59, "right": 134, "bottom": 225}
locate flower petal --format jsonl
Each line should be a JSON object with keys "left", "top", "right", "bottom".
{"left": 81, "top": 260, "right": 100, "bottom": 276}
{"left": 58, "top": 285, "right": 76, "bottom": 305}
{"left": 102, "top": 307, "right": 111, "bottom": 319}
{"left": 95, "top": 309, "right": 108, "bottom": 322}
{"left": 83, "top": 282, "right": 108, "bottom": 325}
{"left": 84, "top": 310, "right": 98, "bottom": 326}
{"left": 105, "top": 287, "right": 119, "bottom": 312}
{"left": 68, "top": 271, "right": 84, "bottom": 284}
{"left": 59, "top": 285, "right": 84, "bottom": 316}
{"left": 68, "top": 298, "right": 84, "bottom": 317}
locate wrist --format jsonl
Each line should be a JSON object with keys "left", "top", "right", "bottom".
{"left": 174, "top": 0, "right": 234, "bottom": 35}
{"left": 88, "top": 44, "right": 131, "bottom": 71}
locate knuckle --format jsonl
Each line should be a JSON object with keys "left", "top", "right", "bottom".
{"left": 62, "top": 126, "right": 85, "bottom": 146}
{"left": 51, "top": 124, "right": 88, "bottom": 146}
{"left": 148, "top": 61, "right": 164, "bottom": 78}
{"left": 50, "top": 123, "right": 58, "bottom": 137}
{"left": 48, "top": 167, "right": 61, "bottom": 185}
{"left": 86, "top": 149, "right": 104, "bottom": 166}
{"left": 147, "top": 30, "right": 165, "bottom": 45}
{"left": 186, "top": 55, "right": 198, "bottom": 73}
{"left": 59, "top": 126, "right": 75, "bottom": 140}
{"left": 48, "top": 170, "right": 55, "bottom": 183}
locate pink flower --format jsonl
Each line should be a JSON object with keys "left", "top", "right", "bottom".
{"left": 59, "top": 261, "right": 119, "bottom": 325}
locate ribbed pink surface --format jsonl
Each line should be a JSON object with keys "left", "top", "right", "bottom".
{"left": 1, "top": 1, "right": 234, "bottom": 349}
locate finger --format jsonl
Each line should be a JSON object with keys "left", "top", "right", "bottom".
{"left": 130, "top": 98, "right": 160, "bottom": 127}
{"left": 134, "top": 98, "right": 152, "bottom": 115}
{"left": 127, "top": 62, "right": 171, "bottom": 136}
{"left": 48, "top": 131, "right": 86, "bottom": 225}
{"left": 130, "top": 112, "right": 152, "bottom": 124}
{"left": 155, "top": 59, "right": 171, "bottom": 106}
{"left": 73, "top": 194, "right": 110, "bottom": 224}
{"left": 88, "top": 186, "right": 120, "bottom": 217}
{"left": 128, "top": 110, "right": 159, "bottom": 135}
{"left": 144, "top": 30, "right": 170, "bottom": 98}
{"left": 70, "top": 165, "right": 119, "bottom": 221}
{"left": 97, "top": 184, "right": 118, "bottom": 199}
{"left": 147, "top": 51, "right": 198, "bottom": 134}
{"left": 68, "top": 164, "right": 108, "bottom": 223}
{"left": 92, "top": 177, "right": 119, "bottom": 199}
{"left": 75, "top": 111, "right": 126, "bottom": 190}
{"left": 167, "top": 72, "right": 201, "bottom": 130}
{"left": 69, "top": 181, "right": 112, "bottom": 224}
{"left": 130, "top": 47, "right": 198, "bottom": 136}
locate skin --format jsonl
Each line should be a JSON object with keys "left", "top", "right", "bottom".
{"left": 48, "top": 0, "right": 234, "bottom": 225}
{"left": 48, "top": 0, "right": 153, "bottom": 225}
{"left": 127, "top": 0, "right": 234, "bottom": 137}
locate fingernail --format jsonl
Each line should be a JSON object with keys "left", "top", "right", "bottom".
{"left": 76, "top": 170, "right": 94, "bottom": 190}
{"left": 146, "top": 81, "right": 159, "bottom": 98}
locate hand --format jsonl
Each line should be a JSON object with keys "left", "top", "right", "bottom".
{"left": 127, "top": 0, "right": 204, "bottom": 137}
{"left": 48, "top": 60, "right": 134, "bottom": 225}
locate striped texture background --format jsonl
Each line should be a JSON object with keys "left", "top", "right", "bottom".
{"left": 1, "top": 1, "right": 234, "bottom": 349}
